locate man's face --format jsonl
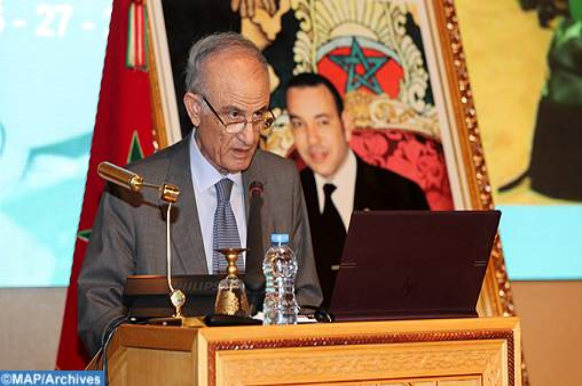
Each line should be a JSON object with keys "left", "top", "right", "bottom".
{"left": 183, "top": 50, "right": 270, "bottom": 174}
{"left": 286, "top": 85, "right": 351, "bottom": 179}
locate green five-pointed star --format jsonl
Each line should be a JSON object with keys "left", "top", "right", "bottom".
{"left": 329, "top": 38, "right": 388, "bottom": 95}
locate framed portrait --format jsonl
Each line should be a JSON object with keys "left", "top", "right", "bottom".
{"left": 144, "top": 0, "right": 515, "bottom": 320}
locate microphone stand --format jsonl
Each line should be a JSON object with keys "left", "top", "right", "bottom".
{"left": 97, "top": 162, "right": 193, "bottom": 326}
{"left": 244, "top": 181, "right": 265, "bottom": 314}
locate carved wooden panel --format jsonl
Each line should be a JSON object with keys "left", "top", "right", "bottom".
{"left": 198, "top": 318, "right": 520, "bottom": 386}
{"left": 291, "top": 376, "right": 481, "bottom": 385}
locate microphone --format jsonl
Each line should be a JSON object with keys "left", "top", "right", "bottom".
{"left": 249, "top": 181, "right": 264, "bottom": 197}
{"left": 97, "top": 161, "right": 180, "bottom": 203}
{"left": 96, "top": 161, "right": 185, "bottom": 320}
{"left": 98, "top": 162, "right": 143, "bottom": 192}
{"left": 245, "top": 181, "right": 265, "bottom": 313}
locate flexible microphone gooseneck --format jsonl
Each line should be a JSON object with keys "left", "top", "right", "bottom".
{"left": 245, "top": 181, "right": 265, "bottom": 313}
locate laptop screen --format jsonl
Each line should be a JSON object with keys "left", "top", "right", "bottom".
{"left": 329, "top": 210, "right": 501, "bottom": 321}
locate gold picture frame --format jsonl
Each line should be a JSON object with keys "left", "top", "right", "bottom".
{"left": 145, "top": 0, "right": 521, "bottom": 378}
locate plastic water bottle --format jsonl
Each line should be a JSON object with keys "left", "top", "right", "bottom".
{"left": 262, "top": 233, "right": 299, "bottom": 325}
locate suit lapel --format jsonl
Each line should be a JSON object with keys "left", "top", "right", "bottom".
{"left": 353, "top": 155, "right": 372, "bottom": 211}
{"left": 242, "top": 165, "right": 255, "bottom": 224}
{"left": 163, "top": 139, "right": 208, "bottom": 274}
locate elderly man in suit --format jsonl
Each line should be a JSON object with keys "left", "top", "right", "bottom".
{"left": 78, "top": 33, "right": 322, "bottom": 356}
{"left": 284, "top": 73, "right": 429, "bottom": 307}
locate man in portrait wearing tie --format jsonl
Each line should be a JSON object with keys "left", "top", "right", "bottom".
{"left": 284, "top": 73, "right": 429, "bottom": 307}
{"left": 78, "top": 33, "right": 322, "bottom": 357}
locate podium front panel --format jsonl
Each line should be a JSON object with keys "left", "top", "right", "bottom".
{"left": 198, "top": 318, "right": 520, "bottom": 386}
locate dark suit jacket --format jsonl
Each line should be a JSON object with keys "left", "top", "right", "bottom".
{"left": 78, "top": 138, "right": 322, "bottom": 356}
{"left": 300, "top": 155, "right": 429, "bottom": 307}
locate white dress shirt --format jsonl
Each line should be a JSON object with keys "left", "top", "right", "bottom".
{"left": 189, "top": 130, "right": 247, "bottom": 273}
{"left": 313, "top": 149, "right": 357, "bottom": 230}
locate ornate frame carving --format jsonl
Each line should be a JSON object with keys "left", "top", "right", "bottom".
{"left": 206, "top": 330, "right": 515, "bottom": 386}
{"left": 197, "top": 319, "right": 520, "bottom": 385}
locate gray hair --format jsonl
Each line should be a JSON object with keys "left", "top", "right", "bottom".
{"left": 184, "top": 32, "right": 268, "bottom": 93}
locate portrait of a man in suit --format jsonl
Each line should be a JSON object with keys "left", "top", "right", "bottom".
{"left": 284, "top": 73, "right": 429, "bottom": 307}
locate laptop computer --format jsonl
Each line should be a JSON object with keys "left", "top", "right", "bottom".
{"left": 328, "top": 210, "right": 501, "bottom": 321}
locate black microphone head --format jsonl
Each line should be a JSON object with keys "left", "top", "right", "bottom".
{"left": 249, "top": 181, "right": 264, "bottom": 197}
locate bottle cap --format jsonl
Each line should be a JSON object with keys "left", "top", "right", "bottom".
{"left": 271, "top": 233, "right": 289, "bottom": 244}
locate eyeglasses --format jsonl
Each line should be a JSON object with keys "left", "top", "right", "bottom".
{"left": 202, "top": 95, "right": 276, "bottom": 135}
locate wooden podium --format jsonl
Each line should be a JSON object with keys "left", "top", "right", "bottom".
{"left": 103, "top": 317, "right": 520, "bottom": 386}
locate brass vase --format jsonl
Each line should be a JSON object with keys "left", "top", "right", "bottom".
{"left": 214, "top": 248, "right": 251, "bottom": 317}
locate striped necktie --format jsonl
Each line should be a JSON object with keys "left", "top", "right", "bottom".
{"left": 212, "top": 178, "right": 244, "bottom": 274}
